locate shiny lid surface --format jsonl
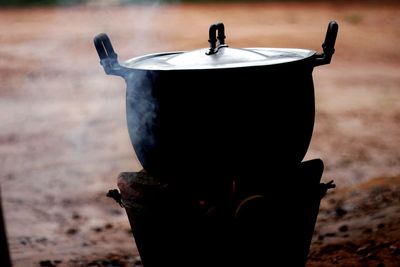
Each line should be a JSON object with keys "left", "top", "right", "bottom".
{"left": 122, "top": 47, "right": 316, "bottom": 70}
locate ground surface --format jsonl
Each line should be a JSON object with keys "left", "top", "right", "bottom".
{"left": 0, "top": 2, "right": 399, "bottom": 267}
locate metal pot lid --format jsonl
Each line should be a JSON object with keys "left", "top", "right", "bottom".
{"left": 122, "top": 46, "right": 315, "bottom": 70}
{"left": 95, "top": 21, "right": 338, "bottom": 73}
{"left": 121, "top": 22, "right": 316, "bottom": 70}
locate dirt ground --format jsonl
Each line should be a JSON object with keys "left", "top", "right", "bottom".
{"left": 0, "top": 2, "right": 399, "bottom": 267}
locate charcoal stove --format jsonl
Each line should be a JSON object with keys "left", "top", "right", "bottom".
{"left": 96, "top": 21, "right": 338, "bottom": 267}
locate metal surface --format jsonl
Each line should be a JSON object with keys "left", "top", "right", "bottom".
{"left": 111, "top": 159, "right": 334, "bottom": 267}
{"left": 122, "top": 47, "right": 316, "bottom": 70}
{"left": 93, "top": 21, "right": 338, "bottom": 184}
{"left": 94, "top": 22, "right": 338, "bottom": 71}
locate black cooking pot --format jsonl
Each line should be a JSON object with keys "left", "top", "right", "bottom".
{"left": 94, "top": 22, "right": 338, "bottom": 184}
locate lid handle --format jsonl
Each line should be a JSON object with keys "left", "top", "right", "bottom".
{"left": 206, "top": 22, "right": 228, "bottom": 55}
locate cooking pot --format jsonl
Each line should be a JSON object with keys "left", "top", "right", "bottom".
{"left": 94, "top": 21, "right": 338, "bottom": 184}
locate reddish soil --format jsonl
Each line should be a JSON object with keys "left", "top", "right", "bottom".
{"left": 0, "top": 3, "right": 399, "bottom": 267}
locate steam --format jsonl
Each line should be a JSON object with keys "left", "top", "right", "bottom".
{"left": 125, "top": 71, "right": 159, "bottom": 168}
{"left": 91, "top": 0, "right": 177, "bottom": 169}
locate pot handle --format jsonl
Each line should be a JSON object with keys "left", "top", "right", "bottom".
{"left": 94, "top": 33, "right": 127, "bottom": 77}
{"left": 314, "top": 21, "right": 339, "bottom": 67}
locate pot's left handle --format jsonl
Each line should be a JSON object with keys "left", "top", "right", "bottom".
{"left": 94, "top": 33, "right": 127, "bottom": 77}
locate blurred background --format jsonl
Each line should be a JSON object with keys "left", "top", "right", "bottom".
{"left": 0, "top": 0, "right": 399, "bottom": 266}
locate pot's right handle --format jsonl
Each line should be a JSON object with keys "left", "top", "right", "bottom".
{"left": 94, "top": 33, "right": 127, "bottom": 77}
{"left": 314, "top": 21, "right": 339, "bottom": 67}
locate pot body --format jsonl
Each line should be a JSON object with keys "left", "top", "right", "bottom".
{"left": 124, "top": 58, "right": 316, "bottom": 183}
